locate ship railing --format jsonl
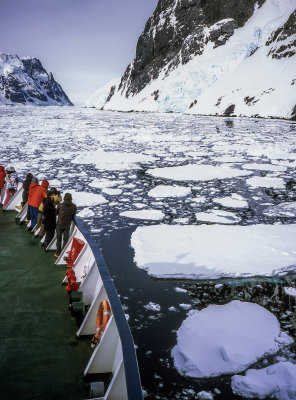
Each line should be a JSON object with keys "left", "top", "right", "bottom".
{"left": 3, "top": 182, "right": 23, "bottom": 211}
{"left": 12, "top": 191, "right": 143, "bottom": 400}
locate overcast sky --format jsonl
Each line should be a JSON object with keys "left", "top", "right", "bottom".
{"left": 1, "top": 0, "right": 158, "bottom": 105}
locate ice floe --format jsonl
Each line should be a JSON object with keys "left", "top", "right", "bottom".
{"left": 89, "top": 179, "right": 123, "bottom": 189}
{"left": 77, "top": 207, "right": 95, "bottom": 218}
{"left": 102, "top": 188, "right": 123, "bottom": 196}
{"left": 146, "top": 164, "right": 252, "bottom": 182}
{"left": 242, "top": 163, "right": 287, "bottom": 172}
{"left": 172, "top": 301, "right": 293, "bottom": 378}
{"left": 283, "top": 287, "right": 296, "bottom": 297}
{"left": 144, "top": 302, "right": 161, "bottom": 312}
{"left": 173, "top": 217, "right": 190, "bottom": 224}
{"left": 131, "top": 224, "right": 296, "bottom": 279}
{"left": 231, "top": 362, "right": 296, "bottom": 399}
{"left": 120, "top": 209, "right": 165, "bottom": 221}
{"left": 67, "top": 190, "right": 108, "bottom": 206}
{"left": 148, "top": 185, "right": 191, "bottom": 198}
{"left": 73, "top": 150, "right": 154, "bottom": 171}
{"left": 246, "top": 177, "right": 285, "bottom": 189}
{"left": 133, "top": 203, "right": 147, "bottom": 209}
{"left": 195, "top": 209, "right": 241, "bottom": 224}
{"left": 191, "top": 196, "right": 207, "bottom": 204}
{"left": 263, "top": 202, "right": 296, "bottom": 218}
{"left": 196, "top": 391, "right": 214, "bottom": 400}
{"left": 213, "top": 194, "right": 248, "bottom": 209}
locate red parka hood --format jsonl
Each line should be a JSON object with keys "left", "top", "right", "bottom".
{"left": 0, "top": 166, "right": 5, "bottom": 172}
{"left": 29, "top": 182, "right": 39, "bottom": 190}
{"left": 41, "top": 180, "right": 49, "bottom": 189}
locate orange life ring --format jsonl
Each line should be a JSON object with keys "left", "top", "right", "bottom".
{"left": 91, "top": 300, "right": 111, "bottom": 345}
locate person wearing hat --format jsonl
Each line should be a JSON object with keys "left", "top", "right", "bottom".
{"left": 42, "top": 191, "right": 57, "bottom": 250}
{"left": 55, "top": 192, "right": 76, "bottom": 258}
{"left": 28, "top": 179, "right": 49, "bottom": 229}
{"left": 36, "top": 187, "right": 62, "bottom": 238}
{"left": 3, "top": 166, "right": 18, "bottom": 208}
{"left": 21, "top": 172, "right": 33, "bottom": 207}
{"left": 25, "top": 177, "right": 38, "bottom": 223}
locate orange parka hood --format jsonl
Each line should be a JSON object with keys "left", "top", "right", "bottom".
{"left": 41, "top": 180, "right": 49, "bottom": 189}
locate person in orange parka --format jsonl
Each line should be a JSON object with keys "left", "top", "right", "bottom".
{"left": 0, "top": 166, "right": 6, "bottom": 205}
{"left": 28, "top": 179, "right": 49, "bottom": 229}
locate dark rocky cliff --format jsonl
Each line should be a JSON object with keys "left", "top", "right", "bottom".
{"left": 0, "top": 54, "right": 73, "bottom": 106}
{"left": 116, "top": 0, "right": 266, "bottom": 98}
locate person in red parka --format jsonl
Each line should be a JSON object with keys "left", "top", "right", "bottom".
{"left": 0, "top": 166, "right": 6, "bottom": 205}
{"left": 28, "top": 179, "right": 49, "bottom": 229}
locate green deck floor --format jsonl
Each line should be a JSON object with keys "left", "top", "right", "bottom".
{"left": 0, "top": 211, "right": 92, "bottom": 400}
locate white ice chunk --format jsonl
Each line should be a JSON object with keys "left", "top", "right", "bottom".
{"left": 179, "top": 304, "right": 192, "bottom": 310}
{"left": 131, "top": 224, "right": 296, "bottom": 279}
{"left": 196, "top": 209, "right": 241, "bottom": 224}
{"left": 246, "top": 177, "right": 285, "bottom": 189}
{"left": 120, "top": 209, "right": 165, "bottom": 221}
{"left": 283, "top": 287, "right": 296, "bottom": 297}
{"left": 147, "top": 164, "right": 252, "bottom": 182}
{"left": 89, "top": 179, "right": 123, "bottom": 189}
{"left": 102, "top": 188, "right": 123, "bottom": 195}
{"left": 213, "top": 193, "right": 248, "bottom": 209}
{"left": 231, "top": 362, "right": 296, "bottom": 399}
{"left": 172, "top": 301, "right": 293, "bottom": 378}
{"left": 191, "top": 196, "right": 207, "bottom": 204}
{"left": 144, "top": 302, "right": 161, "bottom": 312}
{"left": 263, "top": 202, "right": 296, "bottom": 218}
{"left": 242, "top": 163, "right": 287, "bottom": 172}
{"left": 73, "top": 150, "right": 154, "bottom": 171}
{"left": 148, "top": 185, "right": 191, "bottom": 198}
{"left": 77, "top": 207, "right": 95, "bottom": 218}
{"left": 173, "top": 217, "right": 190, "bottom": 224}
{"left": 197, "top": 391, "right": 214, "bottom": 400}
{"left": 66, "top": 190, "right": 108, "bottom": 206}
{"left": 174, "top": 287, "right": 187, "bottom": 293}
{"left": 133, "top": 203, "right": 147, "bottom": 209}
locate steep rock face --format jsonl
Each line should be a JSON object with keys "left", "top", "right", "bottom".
{"left": 104, "top": 0, "right": 296, "bottom": 120}
{"left": 118, "top": 0, "right": 264, "bottom": 97}
{"left": 0, "top": 54, "right": 73, "bottom": 106}
{"left": 266, "top": 10, "right": 296, "bottom": 59}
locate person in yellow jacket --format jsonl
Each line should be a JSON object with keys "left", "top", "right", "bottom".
{"left": 36, "top": 187, "right": 62, "bottom": 238}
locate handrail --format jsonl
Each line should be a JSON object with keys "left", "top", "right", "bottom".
{"left": 74, "top": 216, "right": 143, "bottom": 400}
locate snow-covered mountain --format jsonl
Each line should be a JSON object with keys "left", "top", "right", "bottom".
{"left": 85, "top": 77, "right": 120, "bottom": 108}
{"left": 0, "top": 53, "right": 73, "bottom": 106}
{"left": 101, "top": 0, "right": 296, "bottom": 120}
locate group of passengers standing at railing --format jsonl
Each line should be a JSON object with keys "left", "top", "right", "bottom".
{"left": 0, "top": 166, "right": 76, "bottom": 258}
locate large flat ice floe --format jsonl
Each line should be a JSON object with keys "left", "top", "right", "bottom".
{"left": 72, "top": 150, "right": 154, "bottom": 171}
{"left": 231, "top": 362, "right": 296, "bottom": 399}
{"left": 146, "top": 164, "right": 252, "bottom": 182}
{"left": 130, "top": 224, "right": 296, "bottom": 279}
{"left": 171, "top": 301, "right": 293, "bottom": 378}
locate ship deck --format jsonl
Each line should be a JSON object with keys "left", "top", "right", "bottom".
{"left": 0, "top": 210, "right": 92, "bottom": 400}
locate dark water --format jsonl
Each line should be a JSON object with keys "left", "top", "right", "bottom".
{"left": 101, "top": 227, "right": 296, "bottom": 400}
